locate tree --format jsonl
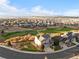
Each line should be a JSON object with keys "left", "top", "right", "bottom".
{"left": 51, "top": 36, "right": 61, "bottom": 51}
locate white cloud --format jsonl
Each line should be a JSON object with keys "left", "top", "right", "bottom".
{"left": 0, "top": 0, "right": 18, "bottom": 16}
{"left": 0, "top": 0, "right": 79, "bottom": 16}
{"left": 0, "top": 0, "right": 59, "bottom": 16}
{"left": 63, "top": 9, "right": 79, "bottom": 16}
{"left": 30, "top": 6, "right": 59, "bottom": 16}
{"left": 0, "top": 0, "right": 8, "bottom": 5}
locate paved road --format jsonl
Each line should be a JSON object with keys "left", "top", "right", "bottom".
{"left": 0, "top": 46, "right": 79, "bottom": 59}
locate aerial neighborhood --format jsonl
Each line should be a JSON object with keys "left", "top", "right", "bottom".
{"left": 0, "top": 16, "right": 79, "bottom": 52}
{"left": 0, "top": 0, "right": 79, "bottom": 59}
{"left": 0, "top": 16, "right": 79, "bottom": 29}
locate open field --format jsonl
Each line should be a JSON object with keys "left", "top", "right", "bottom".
{"left": 0, "top": 27, "right": 77, "bottom": 40}
{"left": 0, "top": 30, "right": 38, "bottom": 40}
{"left": 39, "top": 27, "right": 75, "bottom": 33}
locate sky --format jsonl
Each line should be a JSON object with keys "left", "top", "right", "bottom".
{"left": 0, "top": 0, "right": 79, "bottom": 16}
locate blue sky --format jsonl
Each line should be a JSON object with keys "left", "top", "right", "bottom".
{"left": 10, "top": 0, "right": 79, "bottom": 11}
{"left": 0, "top": 0, "right": 79, "bottom": 16}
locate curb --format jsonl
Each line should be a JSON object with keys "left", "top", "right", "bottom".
{"left": 0, "top": 44, "right": 79, "bottom": 54}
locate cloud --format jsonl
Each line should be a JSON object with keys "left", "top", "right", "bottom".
{"left": 30, "top": 6, "right": 59, "bottom": 16}
{"left": 0, "top": 0, "right": 59, "bottom": 16}
{"left": 0, "top": 0, "right": 18, "bottom": 16}
{"left": 0, "top": 0, "right": 29, "bottom": 16}
{"left": 63, "top": 9, "right": 79, "bottom": 16}
{"left": 0, "top": 0, "right": 8, "bottom": 5}
{"left": 0, "top": 0, "right": 79, "bottom": 16}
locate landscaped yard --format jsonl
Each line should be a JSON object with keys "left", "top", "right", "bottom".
{"left": 0, "top": 27, "right": 79, "bottom": 52}
{"left": 19, "top": 41, "right": 42, "bottom": 52}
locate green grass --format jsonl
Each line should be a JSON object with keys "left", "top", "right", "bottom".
{"left": 39, "top": 27, "right": 75, "bottom": 33}
{"left": 54, "top": 46, "right": 62, "bottom": 51}
{"left": 21, "top": 48, "right": 41, "bottom": 52}
{"left": 0, "top": 30, "right": 38, "bottom": 39}
{"left": 0, "top": 27, "right": 75, "bottom": 40}
{"left": 21, "top": 42, "right": 41, "bottom": 52}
